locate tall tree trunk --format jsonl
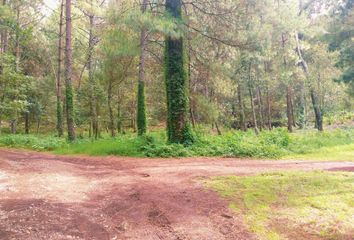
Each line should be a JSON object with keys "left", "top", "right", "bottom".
{"left": 94, "top": 101, "right": 99, "bottom": 139}
{"left": 137, "top": 0, "right": 148, "bottom": 136}
{"left": 215, "top": 122, "right": 222, "bottom": 135}
{"left": 56, "top": 0, "right": 64, "bottom": 137}
{"left": 237, "top": 82, "right": 247, "bottom": 131}
{"left": 24, "top": 111, "right": 29, "bottom": 134}
{"left": 15, "top": 5, "right": 20, "bottom": 72}
{"left": 249, "top": 86, "right": 259, "bottom": 135}
{"left": 256, "top": 87, "right": 265, "bottom": 130}
{"left": 164, "top": 0, "right": 193, "bottom": 144}
{"left": 298, "top": 80, "right": 306, "bottom": 129}
{"left": 108, "top": 79, "right": 116, "bottom": 137}
{"left": 0, "top": 0, "right": 6, "bottom": 53}
{"left": 266, "top": 86, "right": 272, "bottom": 130}
{"left": 10, "top": 120, "right": 16, "bottom": 134}
{"left": 287, "top": 85, "right": 293, "bottom": 133}
{"left": 87, "top": 3, "right": 98, "bottom": 139}
{"left": 295, "top": 32, "right": 323, "bottom": 131}
{"left": 290, "top": 88, "right": 296, "bottom": 127}
{"left": 248, "top": 63, "right": 259, "bottom": 135}
{"left": 1, "top": 0, "right": 8, "bottom": 54}
{"left": 310, "top": 89, "right": 323, "bottom": 131}
{"left": 65, "top": 0, "right": 76, "bottom": 141}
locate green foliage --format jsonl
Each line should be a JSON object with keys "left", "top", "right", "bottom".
{"left": 324, "top": 111, "right": 354, "bottom": 125}
{"left": 207, "top": 171, "right": 354, "bottom": 239}
{"left": 0, "top": 134, "right": 66, "bottom": 151}
{"left": 327, "top": 0, "right": 354, "bottom": 95}
{"left": 1, "top": 127, "right": 353, "bottom": 159}
{"left": 0, "top": 53, "right": 34, "bottom": 122}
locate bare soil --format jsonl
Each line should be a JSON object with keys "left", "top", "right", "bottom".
{"left": 0, "top": 148, "right": 353, "bottom": 240}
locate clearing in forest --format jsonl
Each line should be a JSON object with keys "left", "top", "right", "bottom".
{"left": 0, "top": 148, "right": 353, "bottom": 240}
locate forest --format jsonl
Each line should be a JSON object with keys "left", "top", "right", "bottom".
{"left": 0, "top": 0, "right": 353, "bottom": 155}
{"left": 0, "top": 0, "right": 354, "bottom": 141}
{"left": 0, "top": 1, "right": 354, "bottom": 239}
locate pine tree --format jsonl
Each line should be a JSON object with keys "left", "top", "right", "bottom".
{"left": 164, "top": 0, "right": 194, "bottom": 144}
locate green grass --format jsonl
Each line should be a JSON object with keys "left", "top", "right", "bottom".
{"left": 285, "top": 143, "right": 354, "bottom": 161}
{"left": 206, "top": 171, "right": 354, "bottom": 240}
{"left": 0, "top": 127, "right": 353, "bottom": 160}
{"left": 0, "top": 134, "right": 67, "bottom": 151}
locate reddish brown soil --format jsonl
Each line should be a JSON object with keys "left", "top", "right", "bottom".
{"left": 0, "top": 148, "right": 353, "bottom": 240}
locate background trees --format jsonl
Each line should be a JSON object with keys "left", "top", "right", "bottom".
{"left": 0, "top": 0, "right": 352, "bottom": 139}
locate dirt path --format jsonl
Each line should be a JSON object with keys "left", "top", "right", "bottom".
{"left": 0, "top": 148, "right": 353, "bottom": 240}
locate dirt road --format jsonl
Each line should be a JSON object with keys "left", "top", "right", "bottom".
{"left": 0, "top": 148, "right": 353, "bottom": 240}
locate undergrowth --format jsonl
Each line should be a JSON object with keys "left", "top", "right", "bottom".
{"left": 0, "top": 127, "right": 353, "bottom": 159}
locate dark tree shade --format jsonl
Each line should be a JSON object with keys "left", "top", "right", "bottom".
{"left": 164, "top": 0, "right": 193, "bottom": 144}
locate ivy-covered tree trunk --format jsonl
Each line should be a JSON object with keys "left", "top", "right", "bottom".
{"left": 56, "top": 0, "right": 64, "bottom": 137}
{"left": 65, "top": 0, "right": 76, "bottom": 141}
{"left": 164, "top": 0, "right": 193, "bottom": 144}
{"left": 137, "top": 0, "right": 148, "bottom": 136}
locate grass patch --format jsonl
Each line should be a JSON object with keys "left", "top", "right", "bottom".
{"left": 285, "top": 143, "right": 354, "bottom": 161}
{"left": 206, "top": 171, "right": 354, "bottom": 240}
{"left": 0, "top": 127, "right": 353, "bottom": 159}
{"left": 0, "top": 134, "right": 66, "bottom": 151}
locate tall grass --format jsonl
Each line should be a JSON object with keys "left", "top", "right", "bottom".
{"left": 0, "top": 134, "right": 66, "bottom": 151}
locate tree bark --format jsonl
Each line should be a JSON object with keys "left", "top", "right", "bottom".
{"left": 65, "top": 0, "right": 76, "bottom": 141}
{"left": 310, "top": 89, "right": 323, "bottom": 131}
{"left": 165, "top": 0, "right": 193, "bottom": 144}
{"left": 295, "top": 31, "right": 323, "bottom": 131}
{"left": 248, "top": 63, "right": 259, "bottom": 135}
{"left": 87, "top": 3, "right": 98, "bottom": 139}
{"left": 256, "top": 87, "right": 265, "bottom": 130}
{"left": 237, "top": 82, "right": 247, "bottom": 131}
{"left": 266, "top": 86, "right": 272, "bottom": 130}
{"left": 108, "top": 78, "right": 116, "bottom": 137}
{"left": 56, "top": 0, "right": 64, "bottom": 137}
{"left": 137, "top": 0, "right": 148, "bottom": 136}
{"left": 287, "top": 85, "right": 293, "bottom": 133}
{"left": 10, "top": 120, "right": 16, "bottom": 134}
{"left": 24, "top": 111, "right": 29, "bottom": 134}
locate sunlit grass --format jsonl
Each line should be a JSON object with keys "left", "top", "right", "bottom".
{"left": 285, "top": 144, "right": 354, "bottom": 161}
{"left": 206, "top": 171, "right": 354, "bottom": 240}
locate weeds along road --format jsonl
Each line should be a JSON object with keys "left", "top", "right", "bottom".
{"left": 0, "top": 148, "right": 353, "bottom": 240}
